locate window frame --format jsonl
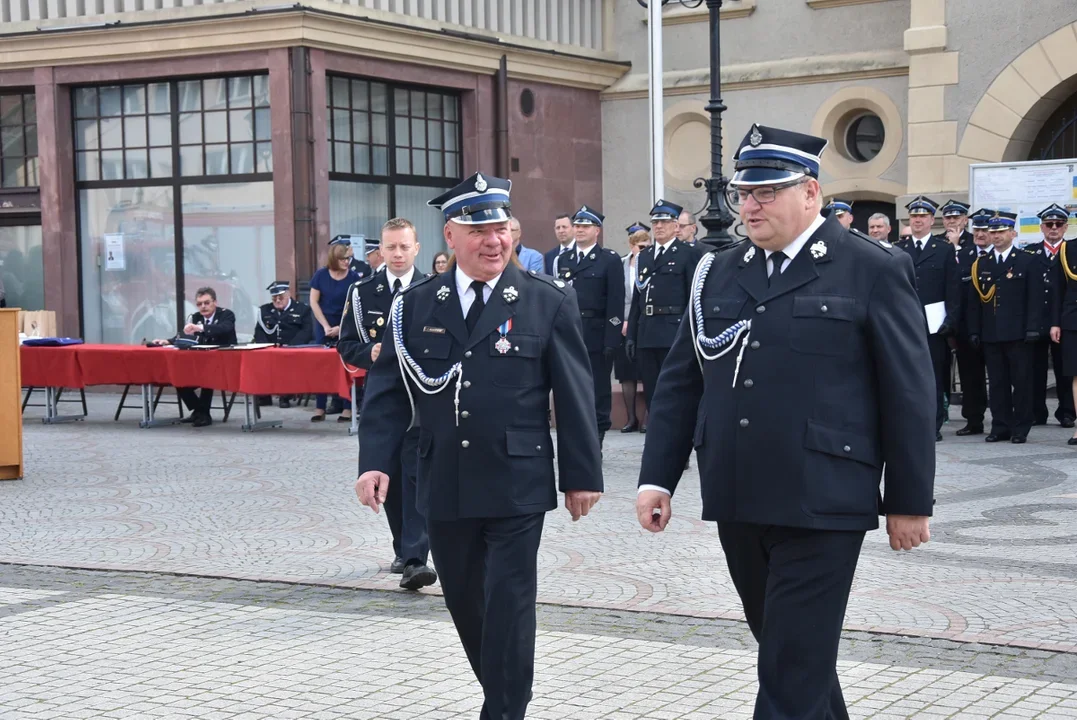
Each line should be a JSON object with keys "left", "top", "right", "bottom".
{"left": 0, "top": 89, "right": 39, "bottom": 190}
{"left": 71, "top": 73, "right": 273, "bottom": 335}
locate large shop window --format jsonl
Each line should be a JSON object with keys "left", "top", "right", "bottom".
{"left": 74, "top": 76, "right": 273, "bottom": 344}
{"left": 327, "top": 76, "right": 461, "bottom": 274}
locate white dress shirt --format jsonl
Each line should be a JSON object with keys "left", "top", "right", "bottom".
{"left": 455, "top": 266, "right": 502, "bottom": 317}
{"left": 911, "top": 232, "right": 932, "bottom": 251}
{"left": 639, "top": 213, "right": 825, "bottom": 498}
{"left": 386, "top": 266, "right": 416, "bottom": 291}
{"left": 995, "top": 245, "right": 1014, "bottom": 264}
{"left": 622, "top": 254, "right": 638, "bottom": 319}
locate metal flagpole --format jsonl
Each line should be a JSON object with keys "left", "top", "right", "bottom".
{"left": 648, "top": 0, "right": 664, "bottom": 203}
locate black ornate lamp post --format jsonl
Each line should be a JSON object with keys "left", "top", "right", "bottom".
{"left": 637, "top": 0, "right": 738, "bottom": 250}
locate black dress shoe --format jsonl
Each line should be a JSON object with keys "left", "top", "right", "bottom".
{"left": 985, "top": 433, "right": 1011, "bottom": 443}
{"left": 1061, "top": 419, "right": 1076, "bottom": 429}
{"left": 179, "top": 415, "right": 196, "bottom": 424}
{"left": 192, "top": 413, "right": 213, "bottom": 428}
{"left": 1067, "top": 437, "right": 1077, "bottom": 446}
{"left": 936, "top": 432, "right": 943, "bottom": 442}
{"left": 400, "top": 563, "right": 438, "bottom": 591}
{"left": 620, "top": 422, "right": 639, "bottom": 433}
{"left": 279, "top": 397, "right": 292, "bottom": 409}
{"left": 389, "top": 557, "right": 405, "bottom": 574}
{"left": 1011, "top": 436, "right": 1027, "bottom": 444}
{"left": 955, "top": 425, "right": 984, "bottom": 436}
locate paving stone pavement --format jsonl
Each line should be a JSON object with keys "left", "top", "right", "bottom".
{"left": 4, "top": 392, "right": 1077, "bottom": 717}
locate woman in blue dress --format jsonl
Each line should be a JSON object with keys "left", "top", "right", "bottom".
{"left": 309, "top": 238, "right": 361, "bottom": 421}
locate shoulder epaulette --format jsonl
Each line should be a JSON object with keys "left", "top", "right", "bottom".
{"left": 400, "top": 272, "right": 438, "bottom": 294}
{"left": 850, "top": 227, "right": 895, "bottom": 254}
{"left": 527, "top": 270, "right": 570, "bottom": 293}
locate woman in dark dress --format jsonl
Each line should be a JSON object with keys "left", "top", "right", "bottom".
{"left": 615, "top": 225, "right": 652, "bottom": 432}
{"left": 309, "top": 238, "right": 361, "bottom": 422}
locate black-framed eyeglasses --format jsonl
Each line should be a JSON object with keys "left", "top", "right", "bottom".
{"left": 1042, "top": 220, "right": 1067, "bottom": 228}
{"left": 726, "top": 179, "right": 807, "bottom": 209}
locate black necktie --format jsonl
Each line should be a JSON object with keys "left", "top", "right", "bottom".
{"left": 654, "top": 245, "right": 665, "bottom": 266}
{"left": 465, "top": 280, "right": 486, "bottom": 334}
{"left": 392, "top": 278, "right": 402, "bottom": 295}
{"left": 912, "top": 240, "right": 923, "bottom": 261}
{"left": 768, "top": 251, "right": 788, "bottom": 286}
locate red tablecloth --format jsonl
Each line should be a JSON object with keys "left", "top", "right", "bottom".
{"left": 20, "top": 344, "right": 361, "bottom": 398}
{"left": 19, "top": 346, "right": 82, "bottom": 388}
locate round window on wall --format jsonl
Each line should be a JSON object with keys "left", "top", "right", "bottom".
{"left": 519, "top": 89, "right": 535, "bottom": 118}
{"left": 844, "top": 113, "right": 885, "bottom": 162}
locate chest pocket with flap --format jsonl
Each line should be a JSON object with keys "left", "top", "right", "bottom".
{"left": 489, "top": 332, "right": 543, "bottom": 387}
{"left": 701, "top": 296, "right": 747, "bottom": 336}
{"left": 789, "top": 295, "right": 857, "bottom": 356}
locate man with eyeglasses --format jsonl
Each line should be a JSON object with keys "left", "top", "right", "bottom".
{"left": 1024, "top": 204, "right": 1076, "bottom": 428}
{"left": 625, "top": 199, "right": 704, "bottom": 431}
{"left": 150, "top": 286, "right": 238, "bottom": 427}
{"left": 896, "top": 195, "right": 959, "bottom": 441}
{"left": 677, "top": 211, "right": 699, "bottom": 246}
{"left": 636, "top": 123, "right": 935, "bottom": 720}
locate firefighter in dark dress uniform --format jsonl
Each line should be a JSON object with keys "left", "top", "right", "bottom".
{"left": 556, "top": 205, "right": 625, "bottom": 446}
{"left": 354, "top": 173, "right": 602, "bottom": 720}
{"left": 968, "top": 211, "right": 1045, "bottom": 443}
{"left": 1024, "top": 204, "right": 1076, "bottom": 428}
{"left": 941, "top": 200, "right": 975, "bottom": 249}
{"left": 637, "top": 123, "right": 935, "bottom": 720}
{"left": 896, "top": 195, "right": 959, "bottom": 441}
{"left": 253, "top": 280, "right": 314, "bottom": 408}
{"left": 950, "top": 210, "right": 993, "bottom": 435}
{"left": 625, "top": 199, "right": 704, "bottom": 431}
{"left": 1049, "top": 224, "right": 1077, "bottom": 445}
{"left": 339, "top": 218, "right": 437, "bottom": 591}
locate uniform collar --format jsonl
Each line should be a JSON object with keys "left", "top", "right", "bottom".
{"left": 386, "top": 266, "right": 416, "bottom": 289}
{"left": 576, "top": 241, "right": 597, "bottom": 257}
{"left": 764, "top": 213, "right": 825, "bottom": 263}
{"left": 995, "top": 244, "right": 1014, "bottom": 263}
{"left": 455, "top": 266, "right": 502, "bottom": 296}
{"left": 911, "top": 231, "right": 933, "bottom": 245}
{"left": 654, "top": 237, "right": 676, "bottom": 254}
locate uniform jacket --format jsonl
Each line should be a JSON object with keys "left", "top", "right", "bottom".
{"left": 1022, "top": 241, "right": 1062, "bottom": 331}
{"left": 967, "top": 249, "right": 1045, "bottom": 343}
{"left": 1050, "top": 239, "right": 1077, "bottom": 331}
{"left": 954, "top": 246, "right": 988, "bottom": 338}
{"left": 544, "top": 242, "right": 576, "bottom": 277}
{"left": 356, "top": 263, "right": 603, "bottom": 522}
{"left": 349, "top": 258, "right": 373, "bottom": 280}
{"left": 627, "top": 239, "right": 704, "bottom": 349}
{"left": 180, "top": 308, "right": 237, "bottom": 346}
{"left": 556, "top": 244, "right": 625, "bottom": 354}
{"left": 895, "top": 234, "right": 960, "bottom": 330}
{"left": 253, "top": 299, "right": 313, "bottom": 346}
{"left": 337, "top": 268, "right": 425, "bottom": 370}
{"left": 638, "top": 217, "right": 936, "bottom": 531}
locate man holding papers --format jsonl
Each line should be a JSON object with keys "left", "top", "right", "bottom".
{"left": 967, "top": 211, "right": 1044, "bottom": 444}
{"left": 896, "top": 196, "right": 959, "bottom": 441}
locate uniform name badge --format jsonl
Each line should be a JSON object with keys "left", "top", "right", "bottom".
{"left": 495, "top": 318, "right": 513, "bottom": 354}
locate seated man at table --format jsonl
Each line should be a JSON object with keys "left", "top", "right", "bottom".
{"left": 151, "top": 286, "right": 238, "bottom": 427}
{"left": 253, "top": 280, "right": 314, "bottom": 408}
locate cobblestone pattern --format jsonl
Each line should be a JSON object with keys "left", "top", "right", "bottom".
{"left": 8, "top": 394, "right": 1077, "bottom": 652}
{"left": 2, "top": 565, "right": 1077, "bottom": 720}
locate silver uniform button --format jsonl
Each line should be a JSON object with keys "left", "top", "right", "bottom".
{"left": 461, "top": 411, "right": 470, "bottom": 419}
{"left": 821, "top": 305, "right": 828, "bottom": 313}
{"left": 464, "top": 351, "right": 472, "bottom": 358}
{"left": 739, "top": 418, "right": 749, "bottom": 428}
{"left": 535, "top": 445, "right": 542, "bottom": 451}
{"left": 463, "top": 380, "right": 471, "bottom": 388}
{"left": 756, "top": 305, "right": 766, "bottom": 314}
{"left": 750, "top": 340, "right": 760, "bottom": 350}
{"left": 461, "top": 440, "right": 470, "bottom": 448}
{"left": 843, "top": 445, "right": 852, "bottom": 453}
{"left": 743, "top": 379, "right": 754, "bottom": 388}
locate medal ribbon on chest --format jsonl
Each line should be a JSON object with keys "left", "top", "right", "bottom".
{"left": 495, "top": 318, "right": 513, "bottom": 354}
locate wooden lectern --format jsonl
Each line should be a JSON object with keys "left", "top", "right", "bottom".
{"left": 0, "top": 309, "right": 23, "bottom": 480}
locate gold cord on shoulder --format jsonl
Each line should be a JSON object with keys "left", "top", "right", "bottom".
{"left": 971, "top": 256, "right": 996, "bottom": 304}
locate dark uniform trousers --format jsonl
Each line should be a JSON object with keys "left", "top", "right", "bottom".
{"left": 719, "top": 523, "right": 865, "bottom": 720}
{"left": 339, "top": 270, "right": 430, "bottom": 565}
{"left": 640, "top": 219, "right": 936, "bottom": 720}
{"left": 1026, "top": 244, "right": 1076, "bottom": 424}
{"left": 968, "top": 251, "right": 1044, "bottom": 438}
{"left": 357, "top": 265, "right": 602, "bottom": 720}
{"left": 627, "top": 239, "right": 703, "bottom": 411}
{"left": 896, "top": 236, "right": 959, "bottom": 433}
{"left": 953, "top": 247, "right": 988, "bottom": 428}
{"left": 177, "top": 308, "right": 238, "bottom": 417}
{"left": 558, "top": 246, "right": 625, "bottom": 439}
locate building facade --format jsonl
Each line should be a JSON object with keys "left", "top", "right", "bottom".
{"left": 0, "top": 0, "right": 624, "bottom": 339}
{"left": 2, "top": 0, "right": 1077, "bottom": 339}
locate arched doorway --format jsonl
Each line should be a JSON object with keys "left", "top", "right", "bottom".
{"left": 1030, "top": 90, "right": 1077, "bottom": 160}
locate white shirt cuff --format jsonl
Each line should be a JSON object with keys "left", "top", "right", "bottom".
{"left": 638, "top": 484, "right": 671, "bottom": 496}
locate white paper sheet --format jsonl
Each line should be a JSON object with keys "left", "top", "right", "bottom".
{"left": 924, "top": 301, "right": 946, "bottom": 335}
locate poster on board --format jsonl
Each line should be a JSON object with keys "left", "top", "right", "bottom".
{"left": 104, "top": 234, "right": 125, "bottom": 271}
{"left": 969, "top": 159, "right": 1077, "bottom": 247}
